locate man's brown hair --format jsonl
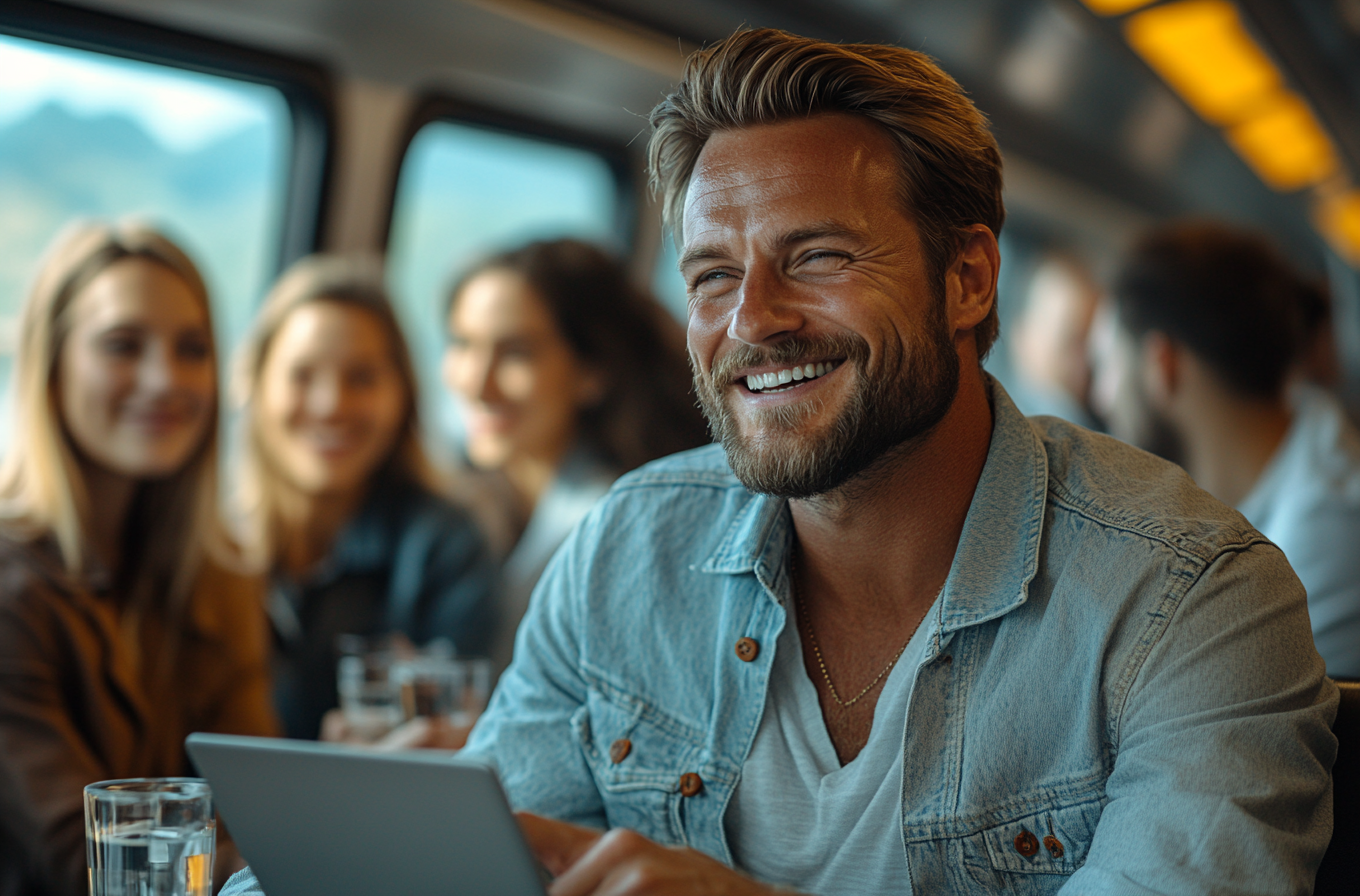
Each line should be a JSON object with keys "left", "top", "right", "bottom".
{"left": 648, "top": 27, "right": 1005, "bottom": 356}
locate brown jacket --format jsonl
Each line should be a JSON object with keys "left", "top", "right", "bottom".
{"left": 0, "top": 536, "right": 279, "bottom": 896}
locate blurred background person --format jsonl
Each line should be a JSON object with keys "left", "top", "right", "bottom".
{"left": 1006, "top": 251, "right": 1101, "bottom": 428}
{"left": 0, "top": 221, "right": 277, "bottom": 896}
{"left": 235, "top": 255, "right": 497, "bottom": 740}
{"left": 1292, "top": 278, "right": 1343, "bottom": 392}
{"left": 443, "top": 238, "right": 709, "bottom": 668}
{"left": 1090, "top": 219, "right": 1360, "bottom": 678}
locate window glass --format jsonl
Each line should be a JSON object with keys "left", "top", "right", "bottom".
{"left": 651, "top": 235, "right": 688, "bottom": 322}
{"left": 387, "top": 119, "right": 621, "bottom": 451}
{"left": 0, "top": 33, "right": 291, "bottom": 448}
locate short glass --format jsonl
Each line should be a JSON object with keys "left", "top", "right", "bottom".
{"left": 335, "top": 633, "right": 413, "bottom": 741}
{"left": 84, "top": 778, "right": 215, "bottom": 896}
{"left": 393, "top": 655, "right": 494, "bottom": 727}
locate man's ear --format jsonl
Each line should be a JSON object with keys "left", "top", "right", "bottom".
{"left": 1139, "top": 330, "right": 1180, "bottom": 408}
{"left": 946, "top": 224, "right": 1000, "bottom": 336}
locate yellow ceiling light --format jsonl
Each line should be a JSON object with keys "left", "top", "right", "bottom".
{"left": 1078, "top": 0, "right": 1158, "bottom": 14}
{"left": 1318, "top": 191, "right": 1360, "bottom": 263}
{"left": 1225, "top": 93, "right": 1338, "bottom": 191}
{"left": 1125, "top": 0, "right": 1280, "bottom": 125}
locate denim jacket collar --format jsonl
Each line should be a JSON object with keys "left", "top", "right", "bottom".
{"left": 698, "top": 379, "right": 1048, "bottom": 634}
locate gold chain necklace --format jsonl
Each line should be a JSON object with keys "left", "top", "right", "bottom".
{"left": 790, "top": 554, "right": 930, "bottom": 709}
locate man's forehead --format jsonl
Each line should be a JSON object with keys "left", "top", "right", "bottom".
{"left": 680, "top": 116, "right": 901, "bottom": 243}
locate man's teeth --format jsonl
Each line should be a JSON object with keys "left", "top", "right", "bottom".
{"left": 745, "top": 361, "right": 837, "bottom": 392}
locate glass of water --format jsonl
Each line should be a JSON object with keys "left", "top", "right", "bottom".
{"left": 84, "top": 778, "right": 215, "bottom": 896}
{"left": 336, "top": 637, "right": 405, "bottom": 742}
{"left": 394, "top": 655, "right": 494, "bottom": 727}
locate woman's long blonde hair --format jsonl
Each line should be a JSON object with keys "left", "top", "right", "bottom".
{"left": 0, "top": 220, "right": 234, "bottom": 621}
{"left": 234, "top": 254, "right": 437, "bottom": 568}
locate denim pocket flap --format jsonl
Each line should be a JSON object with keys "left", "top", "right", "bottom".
{"left": 578, "top": 686, "right": 699, "bottom": 793}
{"left": 978, "top": 798, "right": 1102, "bottom": 875}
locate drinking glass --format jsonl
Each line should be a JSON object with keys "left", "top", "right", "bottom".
{"left": 336, "top": 651, "right": 404, "bottom": 742}
{"left": 394, "top": 655, "right": 494, "bottom": 726}
{"left": 84, "top": 778, "right": 215, "bottom": 896}
{"left": 337, "top": 633, "right": 430, "bottom": 741}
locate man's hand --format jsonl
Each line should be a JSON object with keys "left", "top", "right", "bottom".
{"left": 516, "top": 812, "right": 796, "bottom": 896}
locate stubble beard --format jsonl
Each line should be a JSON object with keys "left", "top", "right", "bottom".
{"left": 693, "top": 302, "right": 961, "bottom": 499}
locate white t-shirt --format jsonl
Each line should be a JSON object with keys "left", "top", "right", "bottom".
{"left": 1237, "top": 386, "right": 1360, "bottom": 678}
{"left": 724, "top": 594, "right": 940, "bottom": 895}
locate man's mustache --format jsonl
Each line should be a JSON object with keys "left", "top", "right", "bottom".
{"left": 700, "top": 334, "right": 870, "bottom": 386}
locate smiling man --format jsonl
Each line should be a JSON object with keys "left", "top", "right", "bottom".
{"left": 217, "top": 27, "right": 1338, "bottom": 896}
{"left": 458, "top": 30, "right": 1337, "bottom": 896}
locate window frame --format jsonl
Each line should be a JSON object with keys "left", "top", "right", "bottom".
{"left": 0, "top": 0, "right": 336, "bottom": 272}
{"left": 380, "top": 94, "right": 638, "bottom": 254}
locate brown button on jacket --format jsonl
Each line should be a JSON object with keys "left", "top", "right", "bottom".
{"left": 0, "top": 535, "right": 279, "bottom": 896}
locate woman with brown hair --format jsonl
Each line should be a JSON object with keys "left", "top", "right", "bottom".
{"left": 443, "top": 238, "right": 709, "bottom": 667}
{"left": 0, "top": 220, "right": 277, "bottom": 896}
{"left": 235, "top": 254, "right": 497, "bottom": 741}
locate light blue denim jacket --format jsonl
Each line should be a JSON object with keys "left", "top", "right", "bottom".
{"left": 223, "top": 383, "right": 1336, "bottom": 896}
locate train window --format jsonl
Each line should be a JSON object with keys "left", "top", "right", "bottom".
{"left": 387, "top": 118, "right": 621, "bottom": 447}
{"left": 0, "top": 32, "right": 291, "bottom": 447}
{"left": 652, "top": 236, "right": 688, "bottom": 321}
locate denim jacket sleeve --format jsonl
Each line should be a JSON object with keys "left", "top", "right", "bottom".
{"left": 1060, "top": 542, "right": 1337, "bottom": 896}
{"left": 461, "top": 518, "right": 608, "bottom": 830}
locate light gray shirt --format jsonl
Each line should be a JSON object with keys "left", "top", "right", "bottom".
{"left": 1238, "top": 386, "right": 1360, "bottom": 678}
{"left": 490, "top": 447, "right": 617, "bottom": 671}
{"left": 725, "top": 594, "right": 940, "bottom": 895}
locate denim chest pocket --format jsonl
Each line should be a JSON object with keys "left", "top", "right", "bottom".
{"left": 960, "top": 797, "right": 1103, "bottom": 895}
{"left": 572, "top": 686, "right": 703, "bottom": 846}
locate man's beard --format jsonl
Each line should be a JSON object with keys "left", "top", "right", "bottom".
{"left": 693, "top": 303, "right": 961, "bottom": 499}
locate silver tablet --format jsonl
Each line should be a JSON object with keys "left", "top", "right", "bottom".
{"left": 185, "top": 733, "right": 547, "bottom": 896}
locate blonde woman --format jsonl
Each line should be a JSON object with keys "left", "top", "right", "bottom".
{"left": 235, "top": 255, "right": 497, "bottom": 741}
{"left": 0, "top": 221, "right": 278, "bottom": 896}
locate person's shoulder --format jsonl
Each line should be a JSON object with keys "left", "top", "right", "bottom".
{"left": 1294, "top": 387, "right": 1360, "bottom": 491}
{"left": 1028, "top": 415, "right": 1262, "bottom": 562}
{"left": 610, "top": 443, "right": 740, "bottom": 494}
{"left": 0, "top": 530, "right": 83, "bottom": 652}
{"left": 567, "top": 443, "right": 751, "bottom": 545}
{"left": 183, "top": 553, "right": 269, "bottom": 641}
{"left": 0, "top": 529, "right": 72, "bottom": 608}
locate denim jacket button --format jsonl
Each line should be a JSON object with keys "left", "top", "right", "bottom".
{"left": 679, "top": 773, "right": 704, "bottom": 797}
{"left": 609, "top": 739, "right": 632, "bottom": 763}
{"left": 1043, "top": 835, "right": 1064, "bottom": 858}
{"left": 1014, "top": 830, "right": 1039, "bottom": 856}
{"left": 735, "top": 637, "right": 760, "bottom": 662}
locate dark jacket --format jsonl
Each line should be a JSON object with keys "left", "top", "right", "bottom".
{"left": 269, "top": 474, "right": 499, "bottom": 739}
{"left": 0, "top": 535, "right": 279, "bottom": 896}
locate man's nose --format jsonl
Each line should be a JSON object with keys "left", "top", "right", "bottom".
{"left": 727, "top": 264, "right": 804, "bottom": 345}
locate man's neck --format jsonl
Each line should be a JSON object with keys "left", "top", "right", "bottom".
{"left": 1177, "top": 387, "right": 1291, "bottom": 508}
{"left": 789, "top": 363, "right": 994, "bottom": 619}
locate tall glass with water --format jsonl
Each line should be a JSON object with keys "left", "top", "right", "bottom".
{"left": 84, "top": 778, "right": 215, "bottom": 896}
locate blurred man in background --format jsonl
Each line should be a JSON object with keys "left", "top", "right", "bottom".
{"left": 1092, "top": 219, "right": 1360, "bottom": 678}
{"left": 1006, "top": 251, "right": 1101, "bottom": 428}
